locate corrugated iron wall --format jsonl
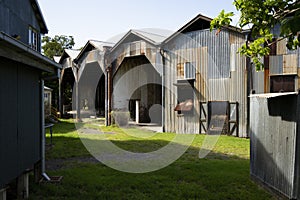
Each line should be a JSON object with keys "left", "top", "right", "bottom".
{"left": 163, "top": 29, "right": 248, "bottom": 137}
{"left": 250, "top": 94, "right": 300, "bottom": 199}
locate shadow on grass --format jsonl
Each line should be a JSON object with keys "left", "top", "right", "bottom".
{"left": 36, "top": 124, "right": 274, "bottom": 200}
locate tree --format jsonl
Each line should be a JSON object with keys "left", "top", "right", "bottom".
{"left": 42, "top": 35, "right": 75, "bottom": 59}
{"left": 210, "top": 0, "right": 300, "bottom": 70}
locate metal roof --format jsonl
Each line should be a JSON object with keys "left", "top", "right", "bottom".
{"left": 75, "top": 40, "right": 114, "bottom": 62}
{"left": 58, "top": 49, "right": 80, "bottom": 64}
{"left": 110, "top": 29, "right": 172, "bottom": 53}
{"left": 0, "top": 32, "right": 61, "bottom": 73}
{"left": 131, "top": 29, "right": 171, "bottom": 44}
{"left": 163, "top": 13, "right": 243, "bottom": 44}
{"left": 65, "top": 49, "right": 81, "bottom": 59}
{"left": 44, "top": 86, "right": 53, "bottom": 91}
{"left": 53, "top": 56, "right": 61, "bottom": 63}
{"left": 89, "top": 40, "right": 115, "bottom": 50}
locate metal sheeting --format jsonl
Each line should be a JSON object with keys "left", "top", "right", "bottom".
{"left": 164, "top": 29, "right": 248, "bottom": 137}
{"left": 283, "top": 54, "right": 297, "bottom": 74}
{"left": 250, "top": 94, "right": 300, "bottom": 199}
{"left": 270, "top": 55, "right": 283, "bottom": 75}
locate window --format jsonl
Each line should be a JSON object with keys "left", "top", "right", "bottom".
{"left": 174, "top": 80, "right": 194, "bottom": 114}
{"left": 29, "top": 26, "right": 39, "bottom": 51}
{"left": 177, "top": 62, "right": 195, "bottom": 80}
{"left": 270, "top": 75, "right": 295, "bottom": 93}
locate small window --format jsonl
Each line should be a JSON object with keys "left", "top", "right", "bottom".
{"left": 270, "top": 75, "right": 295, "bottom": 93}
{"left": 174, "top": 80, "right": 194, "bottom": 114}
{"left": 177, "top": 62, "right": 195, "bottom": 80}
{"left": 29, "top": 26, "right": 39, "bottom": 51}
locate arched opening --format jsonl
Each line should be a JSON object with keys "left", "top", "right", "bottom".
{"left": 78, "top": 62, "right": 105, "bottom": 118}
{"left": 112, "top": 55, "right": 162, "bottom": 125}
{"left": 60, "top": 68, "right": 75, "bottom": 118}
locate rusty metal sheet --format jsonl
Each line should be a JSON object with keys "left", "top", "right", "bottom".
{"left": 283, "top": 54, "right": 297, "bottom": 74}
{"left": 276, "top": 39, "right": 287, "bottom": 55}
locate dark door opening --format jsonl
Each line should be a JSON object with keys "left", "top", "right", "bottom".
{"left": 207, "top": 101, "right": 229, "bottom": 135}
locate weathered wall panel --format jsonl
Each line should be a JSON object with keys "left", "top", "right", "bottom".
{"left": 270, "top": 55, "right": 283, "bottom": 75}
{"left": 283, "top": 54, "right": 297, "bottom": 74}
{"left": 250, "top": 94, "right": 300, "bottom": 199}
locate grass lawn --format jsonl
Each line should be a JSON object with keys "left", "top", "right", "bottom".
{"left": 29, "top": 119, "right": 273, "bottom": 199}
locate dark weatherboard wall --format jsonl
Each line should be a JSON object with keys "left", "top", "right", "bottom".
{"left": 0, "top": 56, "right": 41, "bottom": 187}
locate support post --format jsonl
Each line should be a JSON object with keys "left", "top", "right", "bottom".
{"left": 33, "top": 161, "right": 42, "bottom": 183}
{"left": 17, "top": 172, "right": 29, "bottom": 199}
{"left": 0, "top": 187, "right": 7, "bottom": 200}
{"left": 135, "top": 100, "right": 140, "bottom": 123}
{"left": 106, "top": 66, "right": 112, "bottom": 125}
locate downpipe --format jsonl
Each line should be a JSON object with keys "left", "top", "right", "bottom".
{"left": 40, "top": 79, "right": 51, "bottom": 181}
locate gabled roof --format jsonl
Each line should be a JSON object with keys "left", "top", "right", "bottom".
{"left": 29, "top": 0, "right": 48, "bottom": 34}
{"left": 58, "top": 49, "right": 80, "bottom": 64}
{"left": 110, "top": 29, "right": 171, "bottom": 53}
{"left": 163, "top": 14, "right": 242, "bottom": 44}
{"left": 75, "top": 40, "right": 114, "bottom": 62}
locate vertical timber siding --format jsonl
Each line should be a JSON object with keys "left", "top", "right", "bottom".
{"left": 0, "top": 57, "right": 41, "bottom": 187}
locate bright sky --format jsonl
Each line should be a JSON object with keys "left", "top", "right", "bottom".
{"left": 37, "top": 0, "right": 238, "bottom": 49}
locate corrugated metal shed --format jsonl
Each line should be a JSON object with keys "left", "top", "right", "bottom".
{"left": 162, "top": 23, "right": 247, "bottom": 137}
{"left": 250, "top": 93, "right": 300, "bottom": 199}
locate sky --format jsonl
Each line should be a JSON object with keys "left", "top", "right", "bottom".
{"left": 37, "top": 0, "right": 238, "bottom": 49}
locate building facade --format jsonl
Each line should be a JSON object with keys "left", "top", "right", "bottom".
{"left": 0, "top": 0, "right": 60, "bottom": 198}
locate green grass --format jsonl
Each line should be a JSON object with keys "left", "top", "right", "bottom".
{"left": 29, "top": 119, "right": 273, "bottom": 200}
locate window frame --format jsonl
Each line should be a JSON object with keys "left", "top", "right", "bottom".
{"left": 28, "top": 26, "right": 39, "bottom": 51}
{"left": 177, "top": 62, "right": 196, "bottom": 80}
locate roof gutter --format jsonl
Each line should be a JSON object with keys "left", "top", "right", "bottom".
{"left": 0, "top": 32, "right": 61, "bottom": 73}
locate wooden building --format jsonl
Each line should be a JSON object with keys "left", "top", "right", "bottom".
{"left": 162, "top": 15, "right": 247, "bottom": 137}
{"left": 0, "top": 0, "right": 60, "bottom": 198}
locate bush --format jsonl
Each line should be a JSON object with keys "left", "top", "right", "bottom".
{"left": 111, "top": 111, "right": 130, "bottom": 127}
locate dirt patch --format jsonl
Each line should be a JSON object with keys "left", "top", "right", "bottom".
{"left": 46, "top": 156, "right": 99, "bottom": 171}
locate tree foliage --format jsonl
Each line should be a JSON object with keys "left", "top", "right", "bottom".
{"left": 211, "top": 0, "right": 300, "bottom": 70}
{"left": 42, "top": 35, "right": 75, "bottom": 59}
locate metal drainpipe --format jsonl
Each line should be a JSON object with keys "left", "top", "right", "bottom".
{"left": 106, "top": 66, "right": 112, "bottom": 125}
{"left": 160, "top": 48, "right": 165, "bottom": 132}
{"left": 40, "top": 79, "right": 50, "bottom": 181}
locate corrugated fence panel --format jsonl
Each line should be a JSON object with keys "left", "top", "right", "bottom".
{"left": 270, "top": 55, "right": 283, "bottom": 75}
{"left": 250, "top": 94, "right": 298, "bottom": 199}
